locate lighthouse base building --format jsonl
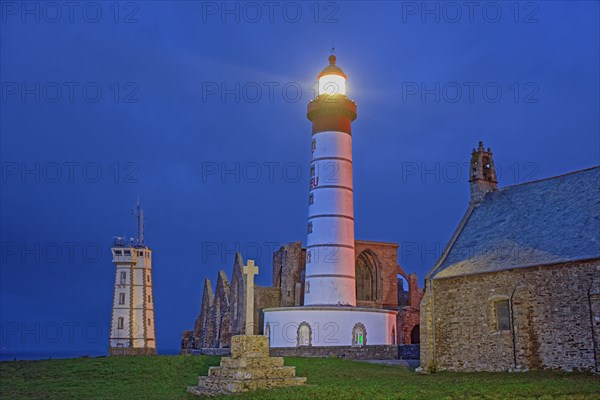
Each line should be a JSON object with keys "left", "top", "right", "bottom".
{"left": 181, "top": 243, "right": 423, "bottom": 359}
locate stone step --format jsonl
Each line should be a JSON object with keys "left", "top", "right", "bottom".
{"left": 208, "top": 365, "right": 298, "bottom": 379}
{"left": 193, "top": 376, "right": 307, "bottom": 394}
{"left": 220, "top": 356, "right": 285, "bottom": 369}
{"left": 239, "top": 377, "right": 307, "bottom": 391}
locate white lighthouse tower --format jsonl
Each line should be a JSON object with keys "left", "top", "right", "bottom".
{"left": 264, "top": 54, "right": 397, "bottom": 350}
{"left": 108, "top": 199, "right": 157, "bottom": 356}
{"left": 305, "top": 53, "right": 357, "bottom": 307}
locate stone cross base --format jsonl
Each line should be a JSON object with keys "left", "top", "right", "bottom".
{"left": 187, "top": 335, "right": 306, "bottom": 396}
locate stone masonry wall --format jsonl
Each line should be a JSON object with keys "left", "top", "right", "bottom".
{"left": 421, "top": 260, "right": 600, "bottom": 372}
{"left": 273, "top": 242, "right": 305, "bottom": 307}
{"left": 270, "top": 345, "right": 398, "bottom": 360}
{"left": 254, "top": 286, "right": 281, "bottom": 335}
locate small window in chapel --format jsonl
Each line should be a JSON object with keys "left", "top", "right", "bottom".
{"left": 307, "top": 222, "right": 313, "bottom": 234}
{"left": 495, "top": 300, "right": 511, "bottom": 331}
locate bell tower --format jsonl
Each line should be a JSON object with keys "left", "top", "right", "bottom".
{"left": 469, "top": 141, "right": 498, "bottom": 205}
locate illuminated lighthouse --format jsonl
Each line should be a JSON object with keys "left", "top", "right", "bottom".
{"left": 264, "top": 54, "right": 397, "bottom": 350}
{"left": 305, "top": 54, "right": 357, "bottom": 306}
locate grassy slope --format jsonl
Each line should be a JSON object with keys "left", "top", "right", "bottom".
{"left": 1, "top": 356, "right": 599, "bottom": 400}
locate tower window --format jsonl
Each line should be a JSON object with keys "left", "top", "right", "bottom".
{"left": 147, "top": 275, "right": 150, "bottom": 282}
{"left": 148, "top": 318, "right": 152, "bottom": 326}
{"left": 307, "top": 222, "right": 313, "bottom": 234}
{"left": 310, "top": 165, "right": 315, "bottom": 177}
{"left": 117, "top": 317, "right": 124, "bottom": 329}
{"left": 114, "top": 250, "right": 122, "bottom": 255}
{"left": 309, "top": 193, "right": 314, "bottom": 205}
{"left": 311, "top": 140, "right": 317, "bottom": 153}
{"left": 119, "top": 293, "right": 125, "bottom": 305}
{"left": 306, "top": 251, "right": 312, "bottom": 264}
{"left": 138, "top": 251, "right": 144, "bottom": 256}
{"left": 148, "top": 295, "right": 151, "bottom": 303}
{"left": 120, "top": 271, "right": 127, "bottom": 284}
{"left": 124, "top": 250, "right": 131, "bottom": 256}
{"left": 495, "top": 300, "right": 511, "bottom": 331}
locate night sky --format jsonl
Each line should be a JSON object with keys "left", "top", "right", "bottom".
{"left": 1, "top": 1, "right": 598, "bottom": 358}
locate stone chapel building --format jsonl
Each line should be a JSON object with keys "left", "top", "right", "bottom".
{"left": 420, "top": 142, "right": 600, "bottom": 372}
{"left": 181, "top": 242, "right": 423, "bottom": 358}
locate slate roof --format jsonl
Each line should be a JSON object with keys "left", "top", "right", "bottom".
{"left": 429, "top": 166, "right": 600, "bottom": 279}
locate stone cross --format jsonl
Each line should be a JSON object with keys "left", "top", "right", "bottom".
{"left": 242, "top": 260, "right": 259, "bottom": 335}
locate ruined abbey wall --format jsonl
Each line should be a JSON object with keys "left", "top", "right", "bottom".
{"left": 184, "top": 241, "right": 424, "bottom": 354}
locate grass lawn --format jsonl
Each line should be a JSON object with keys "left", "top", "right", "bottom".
{"left": 1, "top": 355, "right": 599, "bottom": 399}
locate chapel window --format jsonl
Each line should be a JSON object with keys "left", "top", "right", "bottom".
{"left": 495, "top": 300, "right": 511, "bottom": 331}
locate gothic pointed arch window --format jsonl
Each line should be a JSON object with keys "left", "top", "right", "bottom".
{"left": 355, "top": 250, "right": 378, "bottom": 302}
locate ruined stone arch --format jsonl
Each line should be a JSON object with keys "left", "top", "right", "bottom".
{"left": 356, "top": 250, "right": 379, "bottom": 302}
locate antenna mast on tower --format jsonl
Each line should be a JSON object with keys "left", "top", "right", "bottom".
{"left": 136, "top": 196, "right": 144, "bottom": 246}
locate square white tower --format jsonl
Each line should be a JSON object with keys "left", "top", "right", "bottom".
{"left": 108, "top": 201, "right": 156, "bottom": 356}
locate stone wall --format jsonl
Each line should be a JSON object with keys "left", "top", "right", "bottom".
{"left": 181, "top": 348, "right": 231, "bottom": 356}
{"left": 230, "top": 254, "right": 245, "bottom": 336}
{"left": 270, "top": 345, "right": 398, "bottom": 360}
{"left": 272, "top": 242, "right": 305, "bottom": 307}
{"left": 398, "top": 344, "right": 420, "bottom": 360}
{"left": 109, "top": 347, "right": 156, "bottom": 356}
{"left": 254, "top": 286, "right": 281, "bottom": 335}
{"left": 195, "top": 279, "right": 214, "bottom": 348}
{"left": 212, "top": 271, "right": 230, "bottom": 348}
{"left": 397, "top": 306, "right": 421, "bottom": 344}
{"left": 421, "top": 260, "right": 600, "bottom": 372}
